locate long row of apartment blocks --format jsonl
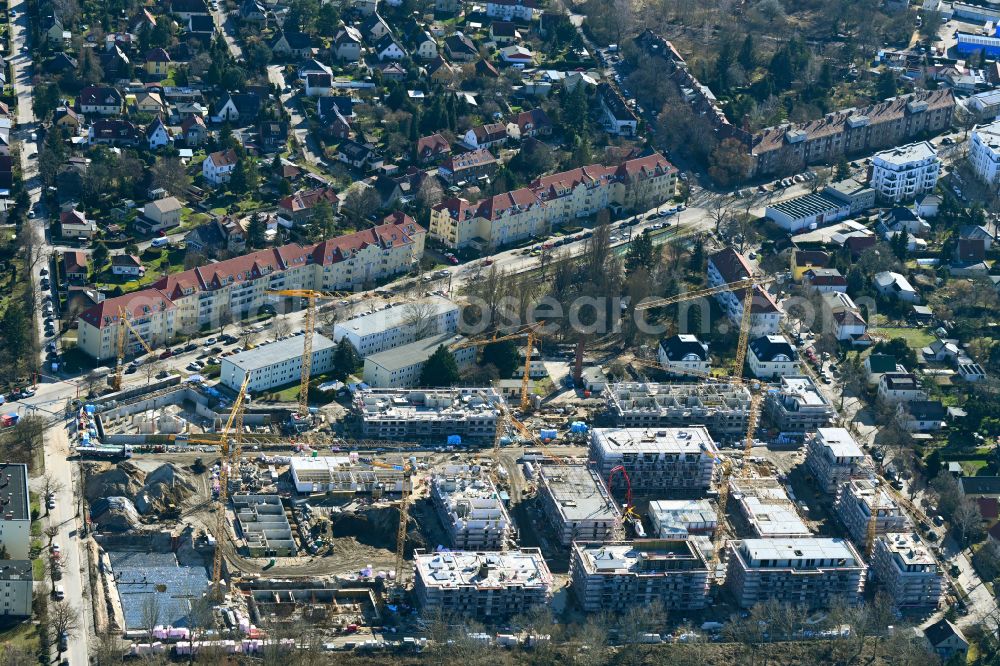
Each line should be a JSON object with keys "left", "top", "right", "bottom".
{"left": 429, "top": 153, "right": 678, "bottom": 250}
{"left": 76, "top": 215, "right": 426, "bottom": 360}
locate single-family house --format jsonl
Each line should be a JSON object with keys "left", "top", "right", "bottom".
{"left": 878, "top": 372, "right": 926, "bottom": 404}
{"left": 865, "top": 354, "right": 903, "bottom": 386}
{"left": 463, "top": 123, "right": 510, "bottom": 149}
{"left": 513, "top": 108, "right": 552, "bottom": 137}
{"left": 203, "top": 149, "right": 239, "bottom": 185}
{"left": 803, "top": 268, "right": 847, "bottom": 293}
{"left": 362, "top": 13, "right": 392, "bottom": 41}
{"left": 62, "top": 251, "right": 89, "bottom": 282}
{"left": 88, "top": 119, "right": 141, "bottom": 146}
{"left": 142, "top": 196, "right": 183, "bottom": 232}
{"left": 60, "top": 209, "right": 97, "bottom": 239}
{"left": 181, "top": 115, "right": 208, "bottom": 146}
{"left": 874, "top": 271, "right": 919, "bottom": 303}
{"left": 278, "top": 187, "right": 341, "bottom": 224}
{"left": 409, "top": 30, "right": 438, "bottom": 60}
{"left": 213, "top": 92, "right": 261, "bottom": 123}
{"left": 598, "top": 82, "right": 638, "bottom": 136}
{"left": 415, "top": 133, "right": 451, "bottom": 163}
{"left": 335, "top": 139, "right": 379, "bottom": 170}
{"left": 257, "top": 121, "right": 289, "bottom": 153}
{"left": 499, "top": 45, "right": 534, "bottom": 68}
{"left": 438, "top": 148, "right": 499, "bottom": 184}
{"left": 111, "top": 254, "right": 145, "bottom": 277}
{"left": 898, "top": 400, "right": 946, "bottom": 432}
{"left": 374, "top": 34, "right": 406, "bottom": 61}
{"left": 445, "top": 32, "right": 478, "bottom": 62}
{"left": 790, "top": 249, "right": 831, "bottom": 281}
{"left": 187, "top": 14, "right": 215, "bottom": 35}
{"left": 144, "top": 48, "right": 171, "bottom": 77}
{"left": 78, "top": 86, "right": 124, "bottom": 115}
{"left": 270, "top": 31, "right": 313, "bottom": 59}
{"left": 239, "top": 0, "right": 268, "bottom": 23}
{"left": 923, "top": 619, "right": 968, "bottom": 661}
{"left": 490, "top": 21, "right": 520, "bottom": 45}
{"left": 145, "top": 116, "right": 173, "bottom": 150}
{"left": 333, "top": 25, "right": 364, "bottom": 62}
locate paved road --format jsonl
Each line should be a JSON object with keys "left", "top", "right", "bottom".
{"left": 212, "top": 4, "right": 244, "bottom": 61}
{"left": 267, "top": 65, "right": 327, "bottom": 168}
{"left": 8, "top": 1, "right": 92, "bottom": 662}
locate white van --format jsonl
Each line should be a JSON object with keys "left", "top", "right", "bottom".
{"left": 53, "top": 584, "right": 65, "bottom": 600}
{"left": 150, "top": 237, "right": 170, "bottom": 248}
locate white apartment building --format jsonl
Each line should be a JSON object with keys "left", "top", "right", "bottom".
{"left": 537, "top": 465, "right": 621, "bottom": 546}
{"left": 589, "top": 427, "right": 718, "bottom": 493}
{"left": 834, "top": 478, "right": 909, "bottom": 547}
{"left": 871, "top": 532, "right": 943, "bottom": 610}
{"left": 805, "top": 428, "right": 868, "bottom": 493}
{"left": 657, "top": 334, "right": 710, "bottom": 377}
{"left": 332, "top": 296, "right": 460, "bottom": 358}
{"left": 354, "top": 388, "right": 502, "bottom": 442}
{"left": 726, "top": 538, "right": 866, "bottom": 609}
{"left": 707, "top": 248, "right": 783, "bottom": 335}
{"left": 362, "top": 333, "right": 476, "bottom": 388}
{"left": 747, "top": 335, "right": 799, "bottom": 379}
{"left": 570, "top": 539, "right": 711, "bottom": 612}
{"left": 730, "top": 477, "right": 811, "bottom": 539}
{"left": 429, "top": 153, "right": 677, "bottom": 250}
{"left": 970, "top": 120, "right": 1000, "bottom": 185}
{"left": 77, "top": 220, "right": 426, "bottom": 360}
{"left": 0, "top": 464, "right": 31, "bottom": 560}
{"left": 0, "top": 561, "right": 33, "bottom": 616}
{"left": 220, "top": 333, "right": 335, "bottom": 392}
{"left": 413, "top": 549, "right": 553, "bottom": 619}
{"left": 288, "top": 457, "right": 405, "bottom": 494}
{"left": 431, "top": 467, "right": 512, "bottom": 550}
{"left": 765, "top": 375, "right": 837, "bottom": 433}
{"left": 870, "top": 141, "right": 940, "bottom": 203}
{"left": 648, "top": 499, "right": 717, "bottom": 537}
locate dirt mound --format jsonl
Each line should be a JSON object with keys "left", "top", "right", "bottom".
{"left": 85, "top": 463, "right": 144, "bottom": 504}
{"left": 135, "top": 463, "right": 197, "bottom": 515}
{"left": 331, "top": 504, "right": 426, "bottom": 556}
{"left": 90, "top": 497, "right": 141, "bottom": 532}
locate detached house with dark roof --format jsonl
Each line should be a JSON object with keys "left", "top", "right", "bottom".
{"left": 748, "top": 335, "right": 799, "bottom": 378}
{"left": 438, "top": 147, "right": 499, "bottom": 184}
{"left": 88, "top": 119, "right": 141, "bottom": 146}
{"left": 270, "top": 31, "right": 312, "bottom": 58}
{"left": 213, "top": 92, "right": 261, "bottom": 123}
{"left": 657, "top": 334, "right": 710, "bottom": 377}
{"left": 78, "top": 86, "right": 124, "bottom": 115}
{"left": 416, "top": 133, "right": 451, "bottom": 163}
{"left": 598, "top": 83, "right": 638, "bottom": 136}
{"left": 445, "top": 32, "right": 478, "bottom": 62}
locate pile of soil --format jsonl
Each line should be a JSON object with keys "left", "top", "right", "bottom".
{"left": 84, "top": 463, "right": 143, "bottom": 503}
{"left": 134, "top": 463, "right": 196, "bottom": 515}
{"left": 90, "top": 497, "right": 141, "bottom": 532}
{"left": 331, "top": 505, "right": 426, "bottom": 556}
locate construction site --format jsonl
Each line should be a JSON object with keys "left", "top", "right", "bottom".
{"left": 67, "top": 275, "right": 961, "bottom": 656}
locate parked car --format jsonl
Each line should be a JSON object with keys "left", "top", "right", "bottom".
{"left": 159, "top": 349, "right": 173, "bottom": 359}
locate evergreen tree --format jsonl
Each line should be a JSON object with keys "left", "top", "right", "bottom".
{"left": 481, "top": 339, "right": 519, "bottom": 377}
{"left": 92, "top": 241, "right": 110, "bottom": 272}
{"left": 332, "top": 339, "right": 360, "bottom": 381}
{"left": 626, "top": 230, "right": 655, "bottom": 272}
{"left": 247, "top": 213, "right": 266, "bottom": 248}
{"left": 419, "top": 346, "right": 460, "bottom": 387}
{"left": 737, "top": 34, "right": 756, "bottom": 71}
{"left": 892, "top": 229, "right": 909, "bottom": 261}
{"left": 877, "top": 69, "right": 897, "bottom": 99}
{"left": 688, "top": 235, "right": 705, "bottom": 272}
{"left": 835, "top": 157, "right": 851, "bottom": 181}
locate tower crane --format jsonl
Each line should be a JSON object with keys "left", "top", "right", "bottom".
{"left": 113, "top": 305, "right": 157, "bottom": 391}
{"left": 451, "top": 323, "right": 543, "bottom": 413}
{"left": 265, "top": 290, "right": 344, "bottom": 420}
{"left": 211, "top": 374, "right": 252, "bottom": 597}
{"left": 369, "top": 459, "right": 415, "bottom": 593}
{"left": 865, "top": 479, "right": 885, "bottom": 559}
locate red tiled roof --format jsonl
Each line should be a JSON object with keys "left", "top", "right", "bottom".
{"left": 475, "top": 188, "right": 542, "bottom": 220}
{"left": 417, "top": 133, "right": 451, "bottom": 158}
{"left": 78, "top": 290, "right": 176, "bottom": 328}
{"left": 978, "top": 497, "right": 999, "bottom": 521}
{"left": 207, "top": 148, "right": 238, "bottom": 168}
{"left": 279, "top": 187, "right": 340, "bottom": 213}
{"left": 63, "top": 251, "right": 88, "bottom": 274}
{"left": 709, "top": 247, "right": 754, "bottom": 284}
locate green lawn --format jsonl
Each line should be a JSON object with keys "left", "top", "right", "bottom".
{"left": 31, "top": 558, "right": 43, "bottom": 581}
{"left": 0, "top": 620, "right": 40, "bottom": 653}
{"left": 876, "top": 326, "right": 934, "bottom": 349}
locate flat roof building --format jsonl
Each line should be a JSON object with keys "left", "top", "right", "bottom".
{"left": 764, "top": 192, "right": 851, "bottom": 232}
{"left": 871, "top": 532, "right": 943, "bottom": 610}
{"left": 834, "top": 478, "right": 908, "bottom": 547}
{"left": 362, "top": 333, "right": 476, "bottom": 388}
{"left": 589, "top": 427, "right": 718, "bottom": 493}
{"left": 431, "top": 466, "right": 512, "bottom": 550}
{"left": 571, "top": 539, "right": 711, "bottom": 612}
{"left": 805, "top": 428, "right": 868, "bottom": 493}
{"left": 730, "top": 477, "right": 811, "bottom": 538}
{"left": 726, "top": 538, "right": 866, "bottom": 609}
{"left": 766, "top": 375, "right": 837, "bottom": 434}
{"left": 648, "top": 499, "right": 717, "bottom": 537}
{"left": 332, "top": 296, "right": 459, "bottom": 358}
{"left": 0, "top": 463, "right": 30, "bottom": 560}
{"left": 354, "top": 388, "right": 502, "bottom": 442}
{"left": 605, "top": 382, "right": 751, "bottom": 439}
{"left": 0, "top": 560, "right": 33, "bottom": 616}
{"left": 413, "top": 549, "right": 553, "bottom": 619}
{"left": 537, "top": 465, "right": 621, "bottom": 546}
{"left": 220, "top": 332, "right": 335, "bottom": 392}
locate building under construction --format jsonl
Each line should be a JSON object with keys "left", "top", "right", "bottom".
{"left": 412, "top": 549, "right": 553, "bottom": 620}
{"left": 834, "top": 478, "right": 908, "bottom": 547}
{"left": 589, "top": 427, "right": 718, "bottom": 493}
{"left": 430, "top": 466, "right": 512, "bottom": 550}
{"left": 804, "top": 428, "right": 869, "bottom": 493}
{"left": 353, "top": 388, "right": 503, "bottom": 442}
{"left": 729, "top": 477, "right": 811, "bottom": 539}
{"left": 871, "top": 532, "right": 943, "bottom": 610}
{"left": 289, "top": 457, "right": 404, "bottom": 495}
{"left": 232, "top": 494, "right": 296, "bottom": 556}
{"left": 536, "top": 465, "right": 621, "bottom": 547}
{"left": 765, "top": 375, "right": 837, "bottom": 434}
{"left": 605, "top": 382, "right": 751, "bottom": 438}
{"left": 570, "top": 539, "right": 712, "bottom": 612}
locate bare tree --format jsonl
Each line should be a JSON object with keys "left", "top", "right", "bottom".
{"left": 953, "top": 499, "right": 986, "bottom": 546}
{"left": 93, "top": 626, "right": 128, "bottom": 665}
{"left": 403, "top": 301, "right": 438, "bottom": 339}
{"left": 83, "top": 371, "right": 103, "bottom": 398}
{"left": 708, "top": 197, "right": 732, "bottom": 236}
{"left": 46, "top": 556, "right": 65, "bottom": 591}
{"left": 140, "top": 594, "right": 162, "bottom": 644}
{"left": 43, "top": 524, "right": 60, "bottom": 548}
{"left": 239, "top": 326, "right": 258, "bottom": 349}
{"left": 142, "top": 359, "right": 165, "bottom": 385}
{"left": 41, "top": 473, "right": 65, "bottom": 513}
{"left": 271, "top": 317, "right": 292, "bottom": 341}
{"left": 49, "top": 600, "right": 81, "bottom": 656}
{"left": 186, "top": 595, "right": 216, "bottom": 666}
{"left": 0, "top": 643, "right": 35, "bottom": 666}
